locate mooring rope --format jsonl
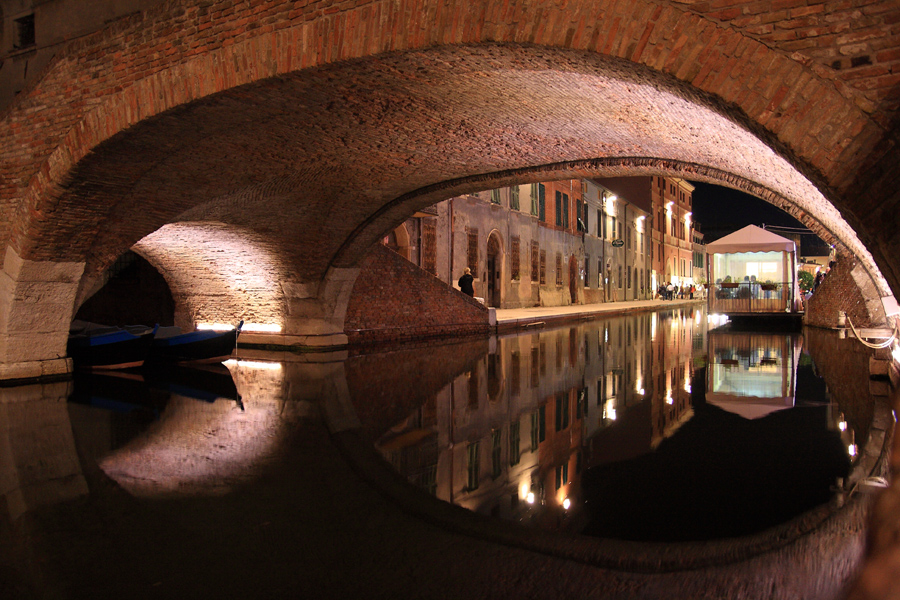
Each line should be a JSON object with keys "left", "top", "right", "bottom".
{"left": 845, "top": 313, "right": 899, "bottom": 350}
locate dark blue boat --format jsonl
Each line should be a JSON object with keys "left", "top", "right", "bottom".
{"left": 148, "top": 321, "right": 242, "bottom": 364}
{"left": 67, "top": 322, "right": 158, "bottom": 370}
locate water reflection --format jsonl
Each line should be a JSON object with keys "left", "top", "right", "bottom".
{"left": 375, "top": 308, "right": 856, "bottom": 541}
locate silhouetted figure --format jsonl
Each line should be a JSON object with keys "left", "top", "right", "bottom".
{"left": 458, "top": 267, "right": 475, "bottom": 297}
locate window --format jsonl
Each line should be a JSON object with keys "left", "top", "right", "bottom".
{"left": 540, "top": 250, "right": 546, "bottom": 285}
{"left": 468, "top": 368, "right": 479, "bottom": 408}
{"left": 562, "top": 193, "right": 569, "bottom": 228}
{"left": 555, "top": 394, "right": 569, "bottom": 431}
{"left": 467, "top": 442, "right": 480, "bottom": 490}
{"left": 531, "top": 241, "right": 539, "bottom": 282}
{"left": 555, "top": 253, "right": 562, "bottom": 286}
{"left": 491, "top": 429, "right": 502, "bottom": 479}
{"left": 422, "top": 219, "right": 437, "bottom": 274}
{"left": 627, "top": 265, "right": 632, "bottom": 289}
{"left": 510, "top": 185, "right": 520, "bottom": 210}
{"left": 530, "top": 185, "right": 539, "bottom": 215}
{"left": 467, "top": 229, "right": 478, "bottom": 274}
{"left": 511, "top": 351, "right": 520, "bottom": 396}
{"left": 509, "top": 422, "right": 520, "bottom": 466}
{"left": 538, "top": 405, "right": 546, "bottom": 442}
{"left": 611, "top": 217, "right": 617, "bottom": 240}
{"left": 598, "top": 258, "right": 602, "bottom": 288}
{"left": 510, "top": 236, "right": 520, "bottom": 281}
{"left": 555, "top": 463, "right": 568, "bottom": 490}
{"left": 584, "top": 255, "right": 590, "bottom": 287}
{"left": 538, "top": 185, "right": 546, "bottom": 222}
{"left": 618, "top": 265, "right": 623, "bottom": 288}
{"left": 555, "top": 191, "right": 562, "bottom": 226}
{"left": 491, "top": 189, "right": 501, "bottom": 204}
{"left": 597, "top": 209, "right": 602, "bottom": 237}
{"left": 14, "top": 14, "right": 35, "bottom": 49}
{"left": 530, "top": 412, "right": 539, "bottom": 451}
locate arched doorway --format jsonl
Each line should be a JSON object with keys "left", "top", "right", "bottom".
{"left": 383, "top": 223, "right": 412, "bottom": 262}
{"left": 569, "top": 255, "right": 578, "bottom": 304}
{"left": 486, "top": 232, "right": 503, "bottom": 308}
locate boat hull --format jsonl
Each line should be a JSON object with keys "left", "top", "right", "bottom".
{"left": 67, "top": 330, "right": 156, "bottom": 370}
{"left": 149, "top": 328, "right": 239, "bottom": 364}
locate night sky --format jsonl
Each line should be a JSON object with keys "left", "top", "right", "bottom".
{"left": 690, "top": 182, "right": 802, "bottom": 233}
{"left": 690, "top": 181, "right": 829, "bottom": 255}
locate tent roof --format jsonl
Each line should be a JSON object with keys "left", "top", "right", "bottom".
{"left": 705, "top": 225, "right": 795, "bottom": 254}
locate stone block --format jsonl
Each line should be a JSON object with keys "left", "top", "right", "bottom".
{"left": 0, "top": 332, "right": 69, "bottom": 364}
{"left": 869, "top": 379, "right": 891, "bottom": 397}
{"left": 870, "top": 357, "right": 890, "bottom": 378}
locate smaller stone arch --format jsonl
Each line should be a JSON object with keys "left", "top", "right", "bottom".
{"left": 383, "top": 223, "right": 413, "bottom": 262}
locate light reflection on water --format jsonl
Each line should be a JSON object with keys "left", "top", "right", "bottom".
{"left": 372, "top": 306, "right": 857, "bottom": 542}
{"left": 54, "top": 305, "right": 866, "bottom": 542}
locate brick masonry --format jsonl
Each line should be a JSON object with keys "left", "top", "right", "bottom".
{"left": 0, "top": 0, "right": 897, "bottom": 301}
{"left": 344, "top": 243, "right": 490, "bottom": 345}
{"left": 806, "top": 253, "right": 887, "bottom": 329}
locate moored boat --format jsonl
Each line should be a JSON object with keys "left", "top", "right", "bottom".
{"left": 148, "top": 321, "right": 242, "bottom": 364}
{"left": 67, "top": 321, "right": 158, "bottom": 370}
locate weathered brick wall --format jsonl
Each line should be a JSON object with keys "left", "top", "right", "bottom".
{"left": 345, "top": 243, "right": 490, "bottom": 345}
{"left": 806, "top": 254, "right": 887, "bottom": 329}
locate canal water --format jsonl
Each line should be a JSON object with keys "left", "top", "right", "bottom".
{"left": 4, "top": 305, "right": 884, "bottom": 598}
{"left": 62, "top": 306, "right": 867, "bottom": 542}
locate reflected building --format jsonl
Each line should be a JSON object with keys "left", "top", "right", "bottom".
{"left": 376, "top": 308, "right": 856, "bottom": 540}
{"left": 706, "top": 331, "right": 802, "bottom": 419}
{"left": 377, "top": 307, "right": 723, "bottom": 532}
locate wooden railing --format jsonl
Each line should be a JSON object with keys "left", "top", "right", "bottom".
{"left": 708, "top": 282, "right": 792, "bottom": 314}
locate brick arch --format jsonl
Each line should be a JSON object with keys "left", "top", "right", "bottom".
{"left": 2, "top": 0, "right": 886, "bottom": 256}
{"left": 1, "top": 0, "right": 898, "bottom": 377}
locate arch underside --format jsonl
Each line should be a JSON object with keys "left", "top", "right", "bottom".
{"left": 16, "top": 46, "right": 893, "bottom": 289}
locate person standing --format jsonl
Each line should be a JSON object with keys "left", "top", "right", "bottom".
{"left": 458, "top": 267, "right": 475, "bottom": 297}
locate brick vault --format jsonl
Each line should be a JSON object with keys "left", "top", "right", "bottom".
{"left": 1, "top": 0, "right": 899, "bottom": 380}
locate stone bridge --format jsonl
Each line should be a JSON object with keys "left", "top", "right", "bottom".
{"left": 1, "top": 0, "right": 899, "bottom": 381}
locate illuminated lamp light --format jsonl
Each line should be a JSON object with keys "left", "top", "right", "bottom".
{"left": 197, "top": 323, "right": 282, "bottom": 333}
{"left": 197, "top": 322, "right": 238, "bottom": 331}
{"left": 223, "top": 359, "right": 283, "bottom": 371}
{"left": 666, "top": 394, "right": 673, "bottom": 405}
{"left": 838, "top": 421, "right": 847, "bottom": 432}
{"left": 562, "top": 497, "right": 571, "bottom": 510}
{"left": 848, "top": 444, "right": 858, "bottom": 457}
{"left": 605, "top": 194, "right": 617, "bottom": 213}
{"left": 684, "top": 211, "right": 692, "bottom": 222}
{"left": 526, "top": 492, "right": 535, "bottom": 505}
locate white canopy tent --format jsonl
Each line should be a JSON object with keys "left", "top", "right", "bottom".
{"left": 706, "top": 225, "right": 800, "bottom": 314}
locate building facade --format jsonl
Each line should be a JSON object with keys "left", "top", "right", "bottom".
{"left": 384, "top": 176, "right": 698, "bottom": 309}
